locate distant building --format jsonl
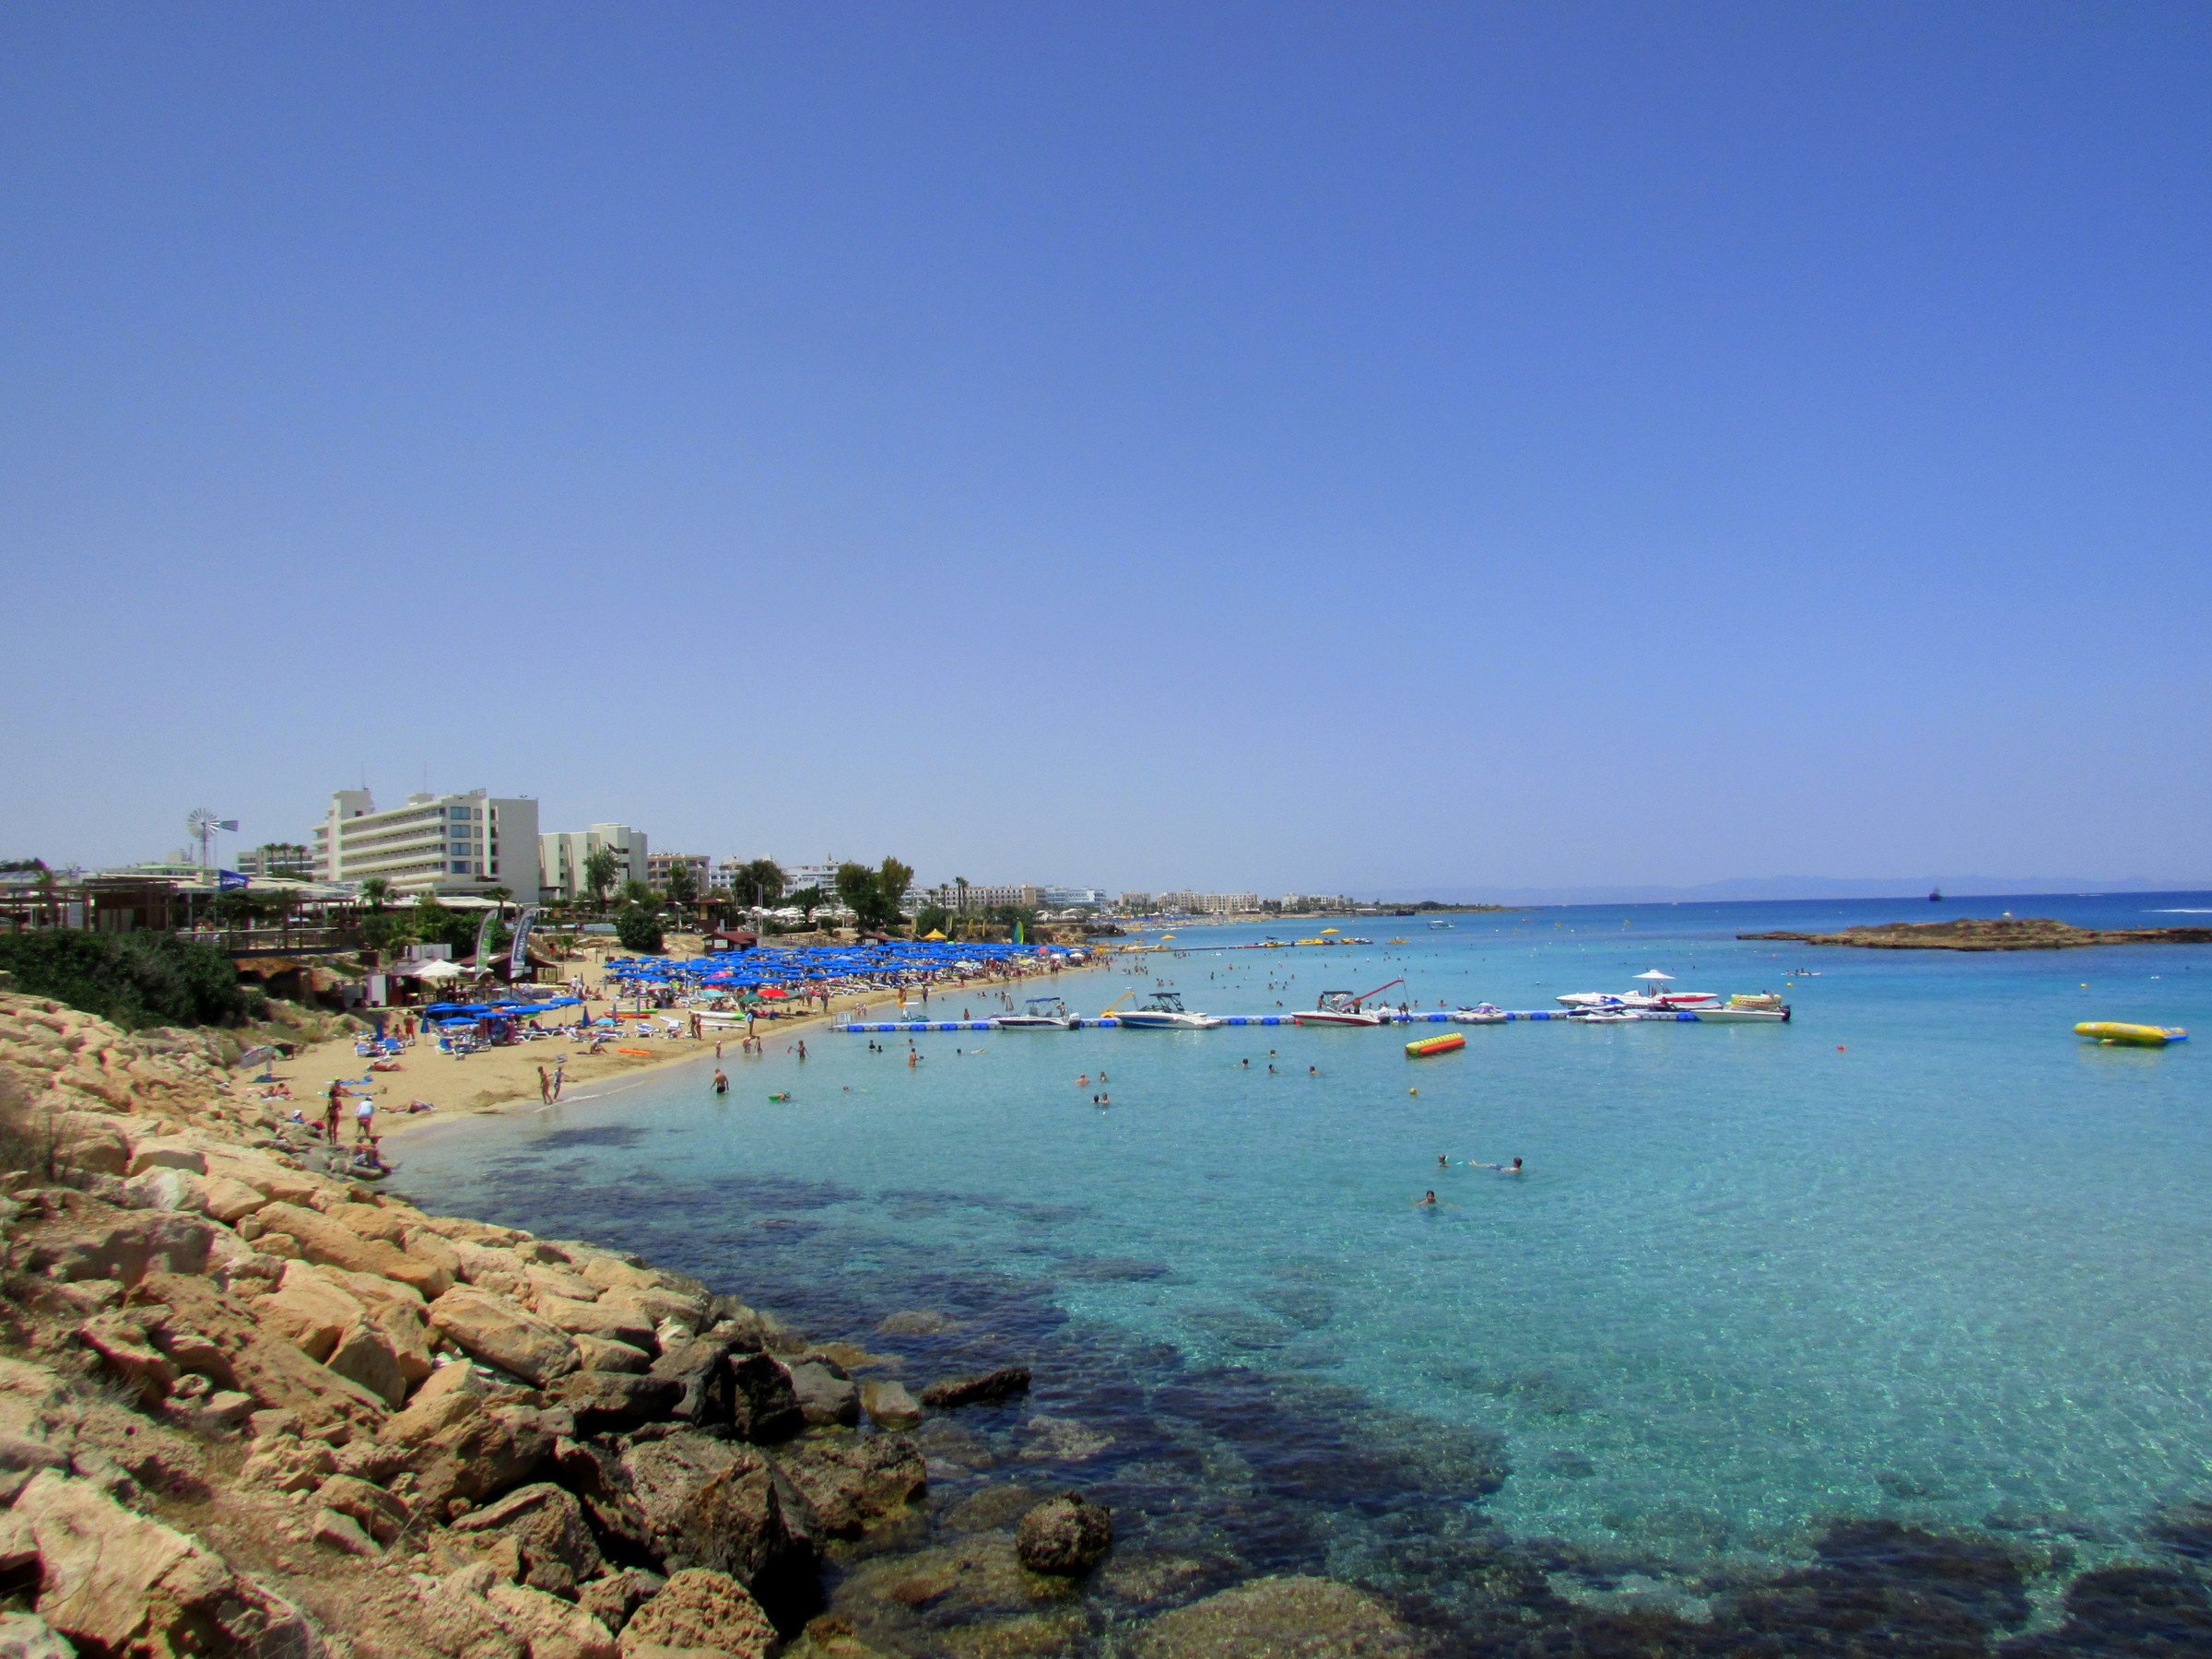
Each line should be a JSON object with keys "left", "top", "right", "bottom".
{"left": 1039, "top": 886, "right": 1107, "bottom": 907}
{"left": 1117, "top": 892, "right": 1153, "bottom": 913}
{"left": 781, "top": 862, "right": 841, "bottom": 898}
{"left": 915, "top": 882, "right": 1041, "bottom": 912}
{"left": 315, "top": 789, "right": 539, "bottom": 900}
{"left": 234, "top": 842, "right": 316, "bottom": 880}
{"left": 540, "top": 823, "right": 649, "bottom": 902}
{"left": 647, "top": 852, "right": 712, "bottom": 893}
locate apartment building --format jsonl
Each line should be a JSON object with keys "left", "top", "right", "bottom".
{"left": 539, "top": 823, "right": 649, "bottom": 902}
{"left": 314, "top": 790, "right": 540, "bottom": 900}
{"left": 647, "top": 852, "right": 712, "bottom": 893}
{"left": 915, "top": 882, "right": 1041, "bottom": 912}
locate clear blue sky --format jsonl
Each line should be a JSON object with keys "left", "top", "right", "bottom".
{"left": 4, "top": 4, "right": 2206, "bottom": 895}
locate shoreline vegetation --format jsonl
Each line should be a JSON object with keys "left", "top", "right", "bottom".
{"left": 1740, "top": 916, "right": 2212, "bottom": 951}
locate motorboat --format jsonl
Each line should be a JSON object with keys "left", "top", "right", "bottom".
{"left": 993, "top": 996, "right": 1077, "bottom": 1030}
{"left": 1556, "top": 990, "right": 1719, "bottom": 1010}
{"left": 1452, "top": 1004, "right": 1509, "bottom": 1024}
{"left": 1569, "top": 1007, "right": 1638, "bottom": 1023}
{"left": 1293, "top": 979, "right": 1404, "bottom": 1028}
{"left": 1695, "top": 1002, "right": 1792, "bottom": 1023}
{"left": 1115, "top": 991, "right": 1224, "bottom": 1030}
{"left": 1428, "top": 920, "right": 1453, "bottom": 929}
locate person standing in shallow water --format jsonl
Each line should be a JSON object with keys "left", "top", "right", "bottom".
{"left": 712, "top": 1070, "right": 729, "bottom": 1095}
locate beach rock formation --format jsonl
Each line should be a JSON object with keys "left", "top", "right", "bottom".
{"left": 1134, "top": 1575, "right": 1422, "bottom": 1658}
{"left": 920, "top": 1365, "right": 1031, "bottom": 1410}
{"left": 1741, "top": 917, "right": 2212, "bottom": 950}
{"left": 1016, "top": 1491, "right": 1114, "bottom": 1575}
{"left": 619, "top": 1568, "right": 777, "bottom": 1658}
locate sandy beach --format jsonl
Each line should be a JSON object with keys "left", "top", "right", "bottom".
{"left": 265, "top": 947, "right": 1109, "bottom": 1137}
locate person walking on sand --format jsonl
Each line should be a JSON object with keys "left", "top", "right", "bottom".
{"left": 551, "top": 1059, "right": 565, "bottom": 1101}
{"left": 324, "top": 1081, "right": 345, "bottom": 1144}
{"left": 536, "top": 1065, "right": 550, "bottom": 1105}
{"left": 354, "top": 1096, "right": 376, "bottom": 1143}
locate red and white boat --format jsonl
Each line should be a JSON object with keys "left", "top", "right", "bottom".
{"left": 1292, "top": 978, "right": 1405, "bottom": 1027}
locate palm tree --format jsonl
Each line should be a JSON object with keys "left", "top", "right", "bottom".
{"left": 359, "top": 877, "right": 392, "bottom": 913}
{"left": 485, "top": 883, "right": 513, "bottom": 917}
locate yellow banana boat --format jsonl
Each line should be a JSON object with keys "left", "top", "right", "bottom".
{"left": 1406, "top": 1033, "right": 1465, "bottom": 1057}
{"left": 2075, "top": 1021, "right": 2189, "bottom": 1047}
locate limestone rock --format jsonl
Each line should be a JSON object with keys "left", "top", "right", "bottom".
{"left": 727, "top": 1352, "right": 802, "bottom": 1443}
{"left": 1014, "top": 1492, "right": 1113, "bottom": 1575}
{"left": 0, "top": 1612, "right": 76, "bottom": 1659}
{"left": 52, "top": 1113, "right": 130, "bottom": 1178}
{"left": 536, "top": 1294, "right": 656, "bottom": 1350}
{"left": 16, "top": 1470, "right": 323, "bottom": 1657}
{"left": 486, "top": 1582, "right": 619, "bottom": 1659}
{"left": 552, "top": 1371, "right": 682, "bottom": 1434}
{"left": 312, "top": 1506, "right": 379, "bottom": 1557}
{"left": 859, "top": 1381, "right": 921, "bottom": 1432}
{"left": 384, "top": 1384, "right": 559, "bottom": 1515}
{"left": 920, "top": 1367, "right": 1031, "bottom": 1411}
{"left": 648, "top": 1334, "right": 756, "bottom": 1428}
{"left": 620, "top": 1569, "right": 775, "bottom": 1659}
{"left": 315, "top": 1472, "right": 412, "bottom": 1544}
{"left": 30, "top": 1213, "right": 212, "bottom": 1286}
{"left": 576, "top": 1569, "right": 664, "bottom": 1637}
{"left": 573, "top": 1432, "right": 813, "bottom": 1611}
{"left": 453, "top": 1483, "right": 606, "bottom": 1587}
{"left": 787, "top": 1358, "right": 860, "bottom": 1428}
{"left": 432, "top": 1288, "right": 582, "bottom": 1388}
{"left": 575, "top": 1335, "right": 653, "bottom": 1374}
{"left": 132, "top": 1271, "right": 387, "bottom": 1436}
{"left": 124, "top": 1138, "right": 207, "bottom": 1177}
{"left": 74, "top": 1312, "right": 176, "bottom": 1403}
{"left": 253, "top": 1201, "right": 452, "bottom": 1297}
{"left": 774, "top": 1433, "right": 926, "bottom": 1537}
{"left": 1133, "top": 1575, "right": 1419, "bottom": 1659}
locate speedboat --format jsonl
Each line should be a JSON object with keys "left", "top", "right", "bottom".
{"left": 1569, "top": 1007, "right": 1638, "bottom": 1023}
{"left": 993, "top": 996, "right": 1077, "bottom": 1030}
{"left": 1556, "top": 990, "right": 1719, "bottom": 1010}
{"left": 1292, "top": 979, "right": 1405, "bottom": 1028}
{"left": 1452, "top": 1004, "right": 1508, "bottom": 1024}
{"left": 1115, "top": 991, "right": 1223, "bottom": 1030}
{"left": 1696, "top": 997, "right": 1792, "bottom": 1022}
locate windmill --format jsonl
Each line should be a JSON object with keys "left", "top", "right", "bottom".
{"left": 186, "top": 808, "right": 239, "bottom": 871}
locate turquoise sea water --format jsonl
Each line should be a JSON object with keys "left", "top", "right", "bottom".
{"left": 390, "top": 893, "right": 2212, "bottom": 1641}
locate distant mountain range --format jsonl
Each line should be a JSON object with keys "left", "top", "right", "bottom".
{"left": 1385, "top": 876, "right": 2209, "bottom": 908}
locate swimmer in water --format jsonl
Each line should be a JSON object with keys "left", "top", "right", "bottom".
{"left": 1438, "top": 1154, "right": 1450, "bottom": 1169}
{"left": 1418, "top": 1190, "right": 1438, "bottom": 1206}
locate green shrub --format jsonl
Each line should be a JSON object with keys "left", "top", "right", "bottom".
{"left": 0, "top": 930, "right": 252, "bottom": 1030}
{"left": 615, "top": 905, "right": 665, "bottom": 954}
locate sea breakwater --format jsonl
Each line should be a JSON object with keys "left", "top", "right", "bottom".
{"left": 1740, "top": 917, "right": 2212, "bottom": 950}
{"left": 6, "top": 987, "right": 2212, "bottom": 1655}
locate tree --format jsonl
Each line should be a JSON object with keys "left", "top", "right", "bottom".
{"left": 0, "top": 930, "right": 252, "bottom": 1030}
{"left": 615, "top": 904, "right": 665, "bottom": 954}
{"left": 914, "top": 903, "right": 951, "bottom": 938}
{"left": 358, "top": 877, "right": 392, "bottom": 913}
{"left": 787, "top": 885, "right": 826, "bottom": 924}
{"left": 582, "top": 846, "right": 620, "bottom": 913}
{"left": 663, "top": 859, "right": 700, "bottom": 913}
{"left": 485, "top": 884, "right": 513, "bottom": 915}
{"left": 834, "top": 856, "right": 914, "bottom": 934}
{"left": 731, "top": 858, "right": 784, "bottom": 912}
{"left": 618, "top": 877, "right": 656, "bottom": 910}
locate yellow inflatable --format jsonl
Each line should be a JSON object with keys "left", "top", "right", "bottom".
{"left": 2075, "top": 1022, "right": 2189, "bottom": 1047}
{"left": 1406, "top": 1033, "right": 1465, "bottom": 1057}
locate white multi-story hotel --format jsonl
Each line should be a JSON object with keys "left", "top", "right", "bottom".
{"left": 646, "top": 852, "right": 711, "bottom": 893}
{"left": 539, "top": 823, "right": 649, "bottom": 901}
{"left": 314, "top": 790, "right": 540, "bottom": 900}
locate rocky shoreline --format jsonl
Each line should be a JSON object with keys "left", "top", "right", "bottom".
{"left": 1740, "top": 917, "right": 2212, "bottom": 951}
{"left": 8, "top": 988, "right": 2212, "bottom": 1657}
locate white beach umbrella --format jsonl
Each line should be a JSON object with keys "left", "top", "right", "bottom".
{"left": 1634, "top": 970, "right": 1675, "bottom": 982}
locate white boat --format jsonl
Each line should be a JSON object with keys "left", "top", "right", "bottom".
{"left": 1569, "top": 1007, "right": 1638, "bottom": 1023}
{"left": 993, "top": 996, "right": 1077, "bottom": 1030}
{"left": 1556, "top": 990, "right": 1719, "bottom": 1010}
{"left": 1695, "top": 1006, "right": 1791, "bottom": 1023}
{"left": 1292, "top": 979, "right": 1404, "bottom": 1028}
{"left": 1114, "top": 991, "right": 1224, "bottom": 1030}
{"left": 1451, "top": 1004, "right": 1508, "bottom": 1024}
